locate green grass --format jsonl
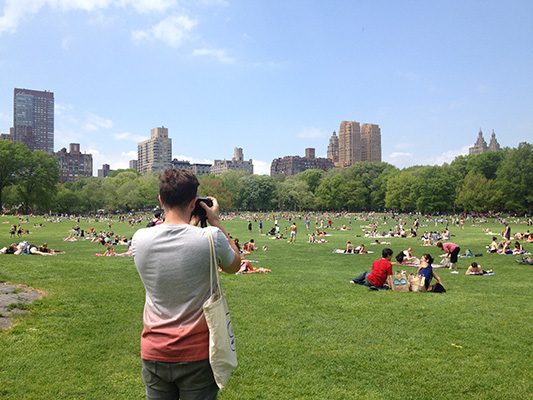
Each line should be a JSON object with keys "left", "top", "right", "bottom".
{"left": 0, "top": 214, "right": 532, "bottom": 399}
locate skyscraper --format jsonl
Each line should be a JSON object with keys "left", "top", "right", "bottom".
{"left": 327, "top": 131, "right": 339, "bottom": 164}
{"left": 137, "top": 126, "right": 173, "bottom": 175}
{"left": 338, "top": 121, "right": 361, "bottom": 167}
{"left": 360, "top": 123, "right": 382, "bottom": 162}
{"left": 13, "top": 88, "right": 54, "bottom": 153}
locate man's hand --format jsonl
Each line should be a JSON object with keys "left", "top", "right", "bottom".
{"left": 200, "top": 196, "right": 221, "bottom": 227}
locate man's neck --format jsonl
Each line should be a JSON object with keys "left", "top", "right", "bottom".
{"left": 162, "top": 207, "right": 191, "bottom": 225}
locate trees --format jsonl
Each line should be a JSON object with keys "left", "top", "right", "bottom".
{"left": 238, "top": 175, "right": 276, "bottom": 211}
{"left": 15, "top": 151, "right": 59, "bottom": 213}
{"left": 455, "top": 171, "right": 500, "bottom": 212}
{"left": 494, "top": 143, "right": 533, "bottom": 211}
{"left": 409, "top": 166, "right": 457, "bottom": 214}
{"left": 385, "top": 171, "right": 415, "bottom": 211}
{"left": 0, "top": 140, "right": 31, "bottom": 210}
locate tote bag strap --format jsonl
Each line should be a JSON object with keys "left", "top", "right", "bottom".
{"left": 206, "top": 229, "right": 224, "bottom": 297}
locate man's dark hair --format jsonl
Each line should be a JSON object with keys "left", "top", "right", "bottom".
{"left": 159, "top": 169, "right": 199, "bottom": 209}
{"left": 382, "top": 248, "right": 394, "bottom": 259}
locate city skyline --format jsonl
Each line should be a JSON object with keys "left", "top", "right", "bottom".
{"left": 1, "top": 1, "right": 532, "bottom": 175}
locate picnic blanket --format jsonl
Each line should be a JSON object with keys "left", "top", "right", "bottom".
{"left": 400, "top": 263, "right": 446, "bottom": 268}
{"left": 333, "top": 249, "right": 374, "bottom": 254}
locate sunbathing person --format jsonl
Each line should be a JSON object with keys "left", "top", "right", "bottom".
{"left": 62, "top": 233, "right": 77, "bottom": 242}
{"left": 498, "top": 240, "right": 512, "bottom": 254}
{"left": 345, "top": 240, "right": 354, "bottom": 253}
{"left": 402, "top": 248, "right": 420, "bottom": 265}
{"left": 38, "top": 243, "right": 65, "bottom": 254}
{"left": 513, "top": 241, "right": 524, "bottom": 254}
{"left": 465, "top": 262, "right": 493, "bottom": 275}
{"left": 8, "top": 242, "right": 54, "bottom": 256}
{"left": 487, "top": 237, "right": 499, "bottom": 253}
{"left": 354, "top": 244, "right": 366, "bottom": 254}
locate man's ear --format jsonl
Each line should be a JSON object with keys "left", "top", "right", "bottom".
{"left": 158, "top": 195, "right": 164, "bottom": 208}
{"left": 188, "top": 196, "right": 198, "bottom": 210}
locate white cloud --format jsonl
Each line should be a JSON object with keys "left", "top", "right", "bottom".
{"left": 0, "top": 0, "right": 179, "bottom": 36}
{"left": 84, "top": 112, "right": 114, "bottom": 131}
{"left": 298, "top": 127, "right": 328, "bottom": 139}
{"left": 113, "top": 132, "right": 148, "bottom": 142}
{"left": 384, "top": 145, "right": 470, "bottom": 169}
{"left": 192, "top": 48, "right": 234, "bottom": 64}
{"left": 252, "top": 159, "right": 270, "bottom": 176}
{"left": 122, "top": 150, "right": 138, "bottom": 158}
{"left": 132, "top": 15, "right": 197, "bottom": 47}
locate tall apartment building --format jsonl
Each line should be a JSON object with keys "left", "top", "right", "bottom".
{"left": 361, "top": 123, "right": 382, "bottom": 162}
{"left": 137, "top": 126, "right": 172, "bottom": 175}
{"left": 13, "top": 88, "right": 54, "bottom": 153}
{"left": 211, "top": 147, "right": 253, "bottom": 176}
{"left": 327, "top": 131, "right": 339, "bottom": 164}
{"left": 337, "top": 121, "right": 361, "bottom": 167}
{"left": 129, "top": 160, "right": 138, "bottom": 171}
{"left": 469, "top": 129, "right": 501, "bottom": 155}
{"left": 335, "top": 121, "right": 382, "bottom": 167}
{"left": 270, "top": 148, "right": 334, "bottom": 178}
{"left": 54, "top": 143, "right": 93, "bottom": 183}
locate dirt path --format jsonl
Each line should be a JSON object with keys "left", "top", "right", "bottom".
{"left": 0, "top": 283, "right": 43, "bottom": 330}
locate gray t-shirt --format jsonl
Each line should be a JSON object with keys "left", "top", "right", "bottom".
{"left": 132, "top": 224, "right": 236, "bottom": 362}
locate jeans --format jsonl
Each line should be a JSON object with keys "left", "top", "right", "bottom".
{"left": 351, "top": 271, "right": 373, "bottom": 287}
{"left": 142, "top": 358, "right": 218, "bottom": 400}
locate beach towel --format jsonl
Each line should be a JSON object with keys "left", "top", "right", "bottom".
{"left": 333, "top": 249, "right": 373, "bottom": 254}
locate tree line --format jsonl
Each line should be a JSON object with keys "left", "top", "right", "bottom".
{"left": 1, "top": 139, "right": 532, "bottom": 214}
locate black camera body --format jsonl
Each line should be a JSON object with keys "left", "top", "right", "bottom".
{"left": 192, "top": 197, "right": 213, "bottom": 228}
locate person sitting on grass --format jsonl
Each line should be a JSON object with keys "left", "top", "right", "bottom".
{"left": 513, "top": 241, "right": 524, "bottom": 254}
{"left": 350, "top": 248, "right": 393, "bottom": 288}
{"left": 498, "top": 240, "right": 512, "bottom": 254}
{"left": 344, "top": 240, "right": 354, "bottom": 253}
{"left": 402, "top": 248, "right": 420, "bottom": 265}
{"left": 416, "top": 254, "right": 443, "bottom": 290}
{"left": 487, "top": 236, "right": 499, "bottom": 253}
{"left": 465, "top": 262, "right": 493, "bottom": 275}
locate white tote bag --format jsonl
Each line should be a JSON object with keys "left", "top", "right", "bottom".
{"left": 203, "top": 229, "right": 237, "bottom": 389}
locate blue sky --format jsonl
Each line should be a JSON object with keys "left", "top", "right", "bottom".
{"left": 0, "top": 0, "right": 532, "bottom": 175}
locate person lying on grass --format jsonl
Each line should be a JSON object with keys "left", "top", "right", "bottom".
{"left": 7, "top": 242, "right": 55, "bottom": 255}
{"left": 465, "top": 262, "right": 493, "bottom": 275}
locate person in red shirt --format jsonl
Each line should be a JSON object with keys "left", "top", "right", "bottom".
{"left": 350, "top": 248, "right": 394, "bottom": 288}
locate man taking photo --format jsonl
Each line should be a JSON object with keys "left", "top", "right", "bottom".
{"left": 132, "top": 169, "right": 241, "bottom": 399}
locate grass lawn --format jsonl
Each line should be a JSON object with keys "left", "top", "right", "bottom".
{"left": 0, "top": 213, "right": 532, "bottom": 399}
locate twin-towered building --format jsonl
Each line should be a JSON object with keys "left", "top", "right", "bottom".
{"left": 270, "top": 120, "right": 382, "bottom": 178}
{"left": 329, "top": 121, "right": 382, "bottom": 167}
{"left": 469, "top": 129, "right": 501, "bottom": 155}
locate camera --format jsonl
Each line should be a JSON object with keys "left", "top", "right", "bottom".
{"left": 192, "top": 197, "right": 213, "bottom": 228}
